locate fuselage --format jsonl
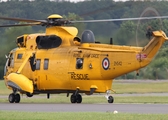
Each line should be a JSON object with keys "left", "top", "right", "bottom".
{"left": 4, "top": 26, "right": 168, "bottom": 95}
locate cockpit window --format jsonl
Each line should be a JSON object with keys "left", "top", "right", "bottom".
{"left": 17, "top": 54, "right": 23, "bottom": 59}
{"left": 7, "top": 53, "right": 14, "bottom": 67}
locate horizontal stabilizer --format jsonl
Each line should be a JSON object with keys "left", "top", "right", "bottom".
{"left": 153, "top": 31, "right": 168, "bottom": 40}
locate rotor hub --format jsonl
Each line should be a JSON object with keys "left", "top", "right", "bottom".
{"left": 47, "top": 14, "right": 63, "bottom": 19}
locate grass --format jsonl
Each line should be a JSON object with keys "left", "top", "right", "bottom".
{"left": 0, "top": 80, "right": 11, "bottom": 95}
{"left": 0, "top": 111, "right": 168, "bottom": 120}
{"left": 112, "top": 80, "right": 168, "bottom": 93}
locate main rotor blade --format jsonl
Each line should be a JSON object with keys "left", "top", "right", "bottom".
{"left": 0, "top": 16, "right": 46, "bottom": 23}
{"left": 0, "top": 22, "right": 42, "bottom": 27}
{"left": 71, "top": 16, "right": 168, "bottom": 23}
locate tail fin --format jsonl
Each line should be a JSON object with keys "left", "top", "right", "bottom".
{"left": 140, "top": 30, "right": 168, "bottom": 67}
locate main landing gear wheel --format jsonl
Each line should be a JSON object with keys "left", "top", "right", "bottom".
{"left": 8, "top": 93, "right": 21, "bottom": 103}
{"left": 76, "top": 94, "right": 82, "bottom": 103}
{"left": 70, "top": 94, "right": 82, "bottom": 103}
{"left": 8, "top": 93, "right": 15, "bottom": 103}
{"left": 15, "top": 93, "right": 21, "bottom": 103}
{"left": 26, "top": 92, "right": 33, "bottom": 97}
{"left": 70, "top": 94, "right": 76, "bottom": 103}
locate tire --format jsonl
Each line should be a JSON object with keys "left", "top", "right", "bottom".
{"left": 26, "top": 93, "right": 33, "bottom": 97}
{"left": 76, "top": 94, "right": 82, "bottom": 103}
{"left": 15, "top": 94, "right": 20, "bottom": 103}
{"left": 70, "top": 95, "right": 76, "bottom": 103}
{"left": 8, "top": 93, "right": 15, "bottom": 103}
{"left": 108, "top": 96, "right": 114, "bottom": 103}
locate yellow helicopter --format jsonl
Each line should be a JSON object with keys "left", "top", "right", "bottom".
{"left": 1, "top": 14, "right": 168, "bottom": 104}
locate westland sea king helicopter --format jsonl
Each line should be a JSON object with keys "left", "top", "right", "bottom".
{"left": 1, "top": 14, "right": 168, "bottom": 104}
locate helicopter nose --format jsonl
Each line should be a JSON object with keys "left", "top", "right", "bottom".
{"left": 4, "top": 57, "right": 8, "bottom": 76}
{"left": 4, "top": 66, "right": 7, "bottom": 76}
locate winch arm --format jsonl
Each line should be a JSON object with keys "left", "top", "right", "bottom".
{"left": 17, "top": 52, "right": 35, "bottom": 73}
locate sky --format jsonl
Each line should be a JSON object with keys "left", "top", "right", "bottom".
{"left": 69, "top": 0, "right": 127, "bottom": 2}
{"left": 0, "top": 0, "right": 128, "bottom": 2}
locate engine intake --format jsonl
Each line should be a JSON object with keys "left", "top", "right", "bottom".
{"left": 36, "top": 35, "right": 62, "bottom": 49}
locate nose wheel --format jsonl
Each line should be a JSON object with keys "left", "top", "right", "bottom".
{"left": 8, "top": 93, "right": 21, "bottom": 103}
{"left": 70, "top": 94, "right": 82, "bottom": 103}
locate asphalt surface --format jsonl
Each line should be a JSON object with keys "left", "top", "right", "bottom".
{"left": 0, "top": 103, "right": 168, "bottom": 114}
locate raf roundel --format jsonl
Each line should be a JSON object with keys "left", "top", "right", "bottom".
{"left": 102, "top": 58, "right": 110, "bottom": 70}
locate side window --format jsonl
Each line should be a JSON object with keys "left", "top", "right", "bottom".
{"left": 44, "top": 59, "right": 49, "bottom": 70}
{"left": 76, "top": 58, "right": 83, "bottom": 69}
{"left": 36, "top": 59, "right": 41, "bottom": 70}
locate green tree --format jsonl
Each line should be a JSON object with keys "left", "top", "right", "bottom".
{"left": 114, "top": 21, "right": 137, "bottom": 45}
